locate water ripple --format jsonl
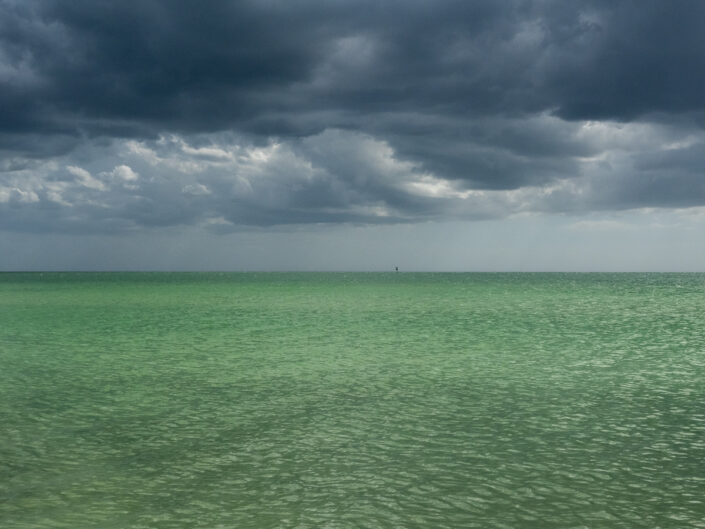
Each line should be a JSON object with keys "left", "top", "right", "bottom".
{"left": 1, "top": 273, "right": 704, "bottom": 527}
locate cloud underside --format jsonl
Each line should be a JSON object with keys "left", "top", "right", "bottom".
{"left": 2, "top": 0, "right": 705, "bottom": 232}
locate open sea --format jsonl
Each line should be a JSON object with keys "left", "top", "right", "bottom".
{"left": 1, "top": 272, "right": 704, "bottom": 528}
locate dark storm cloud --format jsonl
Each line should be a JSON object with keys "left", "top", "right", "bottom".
{"left": 602, "top": 142, "right": 705, "bottom": 209}
{"left": 542, "top": 1, "right": 705, "bottom": 121}
{"left": 5, "top": 0, "right": 705, "bottom": 135}
{"left": 2, "top": 0, "right": 705, "bottom": 231}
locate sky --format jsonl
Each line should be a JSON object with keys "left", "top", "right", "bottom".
{"left": 2, "top": 0, "right": 705, "bottom": 271}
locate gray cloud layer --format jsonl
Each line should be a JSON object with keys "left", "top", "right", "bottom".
{"left": 2, "top": 0, "right": 705, "bottom": 232}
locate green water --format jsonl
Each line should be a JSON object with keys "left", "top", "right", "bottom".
{"left": 1, "top": 273, "right": 704, "bottom": 528}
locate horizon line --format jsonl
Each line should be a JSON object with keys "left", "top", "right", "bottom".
{"left": 1, "top": 270, "right": 704, "bottom": 274}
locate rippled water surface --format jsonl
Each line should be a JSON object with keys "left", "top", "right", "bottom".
{"left": 2, "top": 272, "right": 705, "bottom": 528}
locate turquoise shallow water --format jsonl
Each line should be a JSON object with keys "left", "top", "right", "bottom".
{"left": 1, "top": 272, "right": 705, "bottom": 528}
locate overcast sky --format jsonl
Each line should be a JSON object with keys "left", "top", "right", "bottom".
{"left": 2, "top": 0, "right": 705, "bottom": 270}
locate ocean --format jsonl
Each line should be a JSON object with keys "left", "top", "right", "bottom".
{"left": 1, "top": 272, "right": 704, "bottom": 528}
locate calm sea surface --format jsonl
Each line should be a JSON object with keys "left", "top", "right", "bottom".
{"left": 1, "top": 272, "right": 704, "bottom": 528}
